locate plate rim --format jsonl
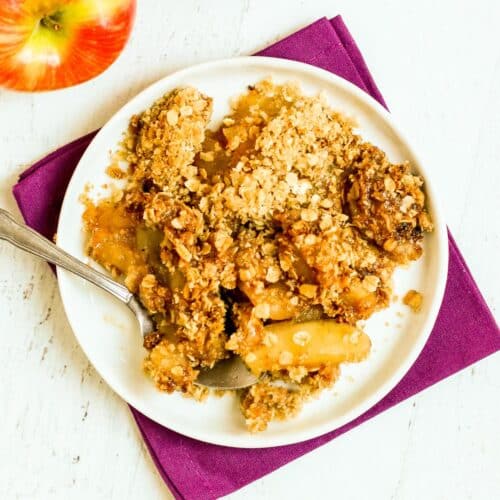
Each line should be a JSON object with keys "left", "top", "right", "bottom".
{"left": 56, "top": 55, "right": 449, "bottom": 448}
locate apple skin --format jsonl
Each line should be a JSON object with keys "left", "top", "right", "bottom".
{"left": 0, "top": 0, "right": 136, "bottom": 92}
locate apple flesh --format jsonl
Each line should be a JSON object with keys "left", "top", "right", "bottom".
{"left": 0, "top": 0, "right": 136, "bottom": 91}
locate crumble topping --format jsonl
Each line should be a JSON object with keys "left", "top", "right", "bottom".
{"left": 82, "top": 79, "right": 433, "bottom": 431}
{"left": 403, "top": 289, "right": 423, "bottom": 312}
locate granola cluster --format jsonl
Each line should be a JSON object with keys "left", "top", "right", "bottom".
{"left": 83, "top": 80, "right": 432, "bottom": 431}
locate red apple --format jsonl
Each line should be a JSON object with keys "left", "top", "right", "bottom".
{"left": 0, "top": 0, "right": 136, "bottom": 91}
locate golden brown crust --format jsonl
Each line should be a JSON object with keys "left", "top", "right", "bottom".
{"left": 403, "top": 289, "right": 423, "bottom": 312}
{"left": 82, "top": 80, "right": 433, "bottom": 431}
{"left": 128, "top": 87, "right": 213, "bottom": 197}
{"left": 345, "top": 143, "right": 433, "bottom": 263}
{"left": 240, "top": 366, "right": 340, "bottom": 432}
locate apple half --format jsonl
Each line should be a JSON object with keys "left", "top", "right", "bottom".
{"left": 0, "top": 0, "right": 136, "bottom": 91}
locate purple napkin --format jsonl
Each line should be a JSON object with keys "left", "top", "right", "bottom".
{"left": 12, "top": 16, "right": 499, "bottom": 500}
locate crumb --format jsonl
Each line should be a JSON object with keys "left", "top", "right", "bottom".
{"left": 403, "top": 289, "right": 423, "bottom": 312}
{"left": 106, "top": 164, "right": 127, "bottom": 179}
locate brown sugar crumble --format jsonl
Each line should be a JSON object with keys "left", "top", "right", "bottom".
{"left": 403, "top": 289, "right": 423, "bottom": 312}
{"left": 106, "top": 164, "right": 127, "bottom": 179}
{"left": 82, "top": 79, "right": 433, "bottom": 432}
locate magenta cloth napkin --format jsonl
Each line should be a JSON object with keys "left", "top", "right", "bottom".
{"left": 12, "top": 15, "right": 499, "bottom": 500}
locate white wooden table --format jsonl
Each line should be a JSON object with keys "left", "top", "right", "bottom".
{"left": 1, "top": 1, "right": 499, "bottom": 498}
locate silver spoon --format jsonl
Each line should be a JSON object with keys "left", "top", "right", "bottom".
{"left": 0, "top": 208, "right": 258, "bottom": 389}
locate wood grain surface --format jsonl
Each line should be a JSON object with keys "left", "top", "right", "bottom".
{"left": 0, "top": 1, "right": 498, "bottom": 498}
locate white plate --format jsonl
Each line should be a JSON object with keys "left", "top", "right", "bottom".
{"left": 57, "top": 57, "right": 448, "bottom": 448}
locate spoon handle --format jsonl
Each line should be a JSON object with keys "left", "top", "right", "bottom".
{"left": 0, "top": 208, "right": 133, "bottom": 304}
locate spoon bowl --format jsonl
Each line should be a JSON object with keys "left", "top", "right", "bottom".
{"left": 197, "top": 356, "right": 259, "bottom": 390}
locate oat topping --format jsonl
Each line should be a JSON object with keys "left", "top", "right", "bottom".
{"left": 345, "top": 143, "right": 433, "bottom": 263}
{"left": 82, "top": 79, "right": 433, "bottom": 431}
{"left": 403, "top": 289, "right": 423, "bottom": 312}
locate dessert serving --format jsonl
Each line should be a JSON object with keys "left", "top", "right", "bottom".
{"left": 82, "top": 79, "right": 433, "bottom": 431}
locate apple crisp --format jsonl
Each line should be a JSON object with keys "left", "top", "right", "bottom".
{"left": 83, "top": 79, "right": 433, "bottom": 431}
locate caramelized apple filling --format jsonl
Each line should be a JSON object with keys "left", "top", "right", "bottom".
{"left": 235, "top": 320, "right": 371, "bottom": 375}
{"left": 83, "top": 80, "right": 432, "bottom": 431}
